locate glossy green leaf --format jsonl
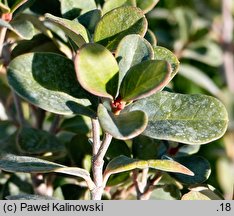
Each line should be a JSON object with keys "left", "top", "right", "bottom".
{"left": 98, "top": 104, "right": 148, "bottom": 140}
{"left": 182, "top": 185, "right": 224, "bottom": 200}
{"left": 17, "top": 127, "right": 65, "bottom": 155}
{"left": 136, "top": 0, "right": 159, "bottom": 13}
{"left": 120, "top": 60, "right": 170, "bottom": 101}
{"left": 45, "top": 13, "right": 89, "bottom": 47}
{"left": 59, "top": 0, "right": 96, "bottom": 19}
{"left": 0, "top": 19, "right": 34, "bottom": 40}
{"left": 116, "top": 34, "right": 154, "bottom": 90}
{"left": 172, "top": 156, "right": 211, "bottom": 185}
{"left": 75, "top": 43, "right": 119, "bottom": 99}
{"left": 127, "top": 91, "right": 228, "bottom": 144}
{"left": 103, "top": 0, "right": 136, "bottom": 14}
{"left": 104, "top": 155, "right": 194, "bottom": 181}
{"left": 153, "top": 46, "right": 179, "bottom": 80}
{"left": 6, "top": 194, "right": 56, "bottom": 200}
{"left": 77, "top": 9, "right": 102, "bottom": 34}
{"left": 179, "top": 64, "right": 223, "bottom": 98}
{"left": 94, "top": 6, "right": 147, "bottom": 50}
{"left": 7, "top": 53, "right": 95, "bottom": 117}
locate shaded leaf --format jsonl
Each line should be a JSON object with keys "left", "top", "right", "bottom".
{"left": 116, "top": 34, "right": 154, "bottom": 90}
{"left": 6, "top": 194, "right": 56, "bottom": 200}
{"left": 104, "top": 156, "right": 194, "bottom": 183}
{"left": 7, "top": 52, "right": 95, "bottom": 117}
{"left": 172, "top": 156, "right": 211, "bottom": 185}
{"left": 45, "top": 13, "right": 89, "bottom": 48}
{"left": 98, "top": 104, "right": 147, "bottom": 140}
{"left": 106, "top": 139, "right": 131, "bottom": 160}
{"left": 153, "top": 46, "right": 179, "bottom": 80}
{"left": 103, "top": 0, "right": 136, "bottom": 14}
{"left": 145, "top": 29, "right": 157, "bottom": 46}
{"left": 10, "top": 0, "right": 28, "bottom": 13}
{"left": 0, "top": 19, "right": 34, "bottom": 40}
{"left": 94, "top": 6, "right": 147, "bottom": 51}
{"left": 120, "top": 60, "right": 170, "bottom": 101}
{"left": 59, "top": 0, "right": 96, "bottom": 19}
{"left": 136, "top": 0, "right": 159, "bottom": 13}
{"left": 60, "top": 115, "right": 92, "bottom": 134}
{"left": 17, "top": 127, "right": 65, "bottom": 155}
{"left": 127, "top": 91, "right": 228, "bottom": 144}
{"left": 150, "top": 184, "right": 181, "bottom": 200}
{"left": 66, "top": 134, "right": 92, "bottom": 167}
{"left": 132, "top": 135, "right": 160, "bottom": 160}
{"left": 75, "top": 43, "right": 119, "bottom": 99}
{"left": 77, "top": 9, "right": 102, "bottom": 34}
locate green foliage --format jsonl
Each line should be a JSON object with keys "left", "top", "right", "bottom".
{"left": 0, "top": 0, "right": 231, "bottom": 200}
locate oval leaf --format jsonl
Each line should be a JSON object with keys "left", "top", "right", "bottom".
{"left": 120, "top": 60, "right": 171, "bottom": 101}
{"left": 45, "top": 13, "right": 89, "bottom": 47}
{"left": 0, "top": 19, "right": 34, "bottom": 40}
{"left": 17, "top": 127, "right": 65, "bottom": 155}
{"left": 116, "top": 34, "right": 154, "bottom": 90}
{"left": 181, "top": 185, "right": 224, "bottom": 200}
{"left": 59, "top": 0, "right": 97, "bottom": 19}
{"left": 127, "top": 91, "right": 228, "bottom": 144}
{"left": 0, "top": 153, "right": 65, "bottom": 173}
{"left": 103, "top": 0, "right": 136, "bottom": 14}
{"left": 104, "top": 155, "right": 194, "bottom": 183}
{"left": 153, "top": 46, "right": 180, "bottom": 80}
{"left": 94, "top": 6, "right": 147, "bottom": 50}
{"left": 7, "top": 52, "right": 95, "bottom": 117}
{"left": 136, "top": 0, "right": 159, "bottom": 13}
{"left": 145, "top": 29, "right": 157, "bottom": 46}
{"left": 98, "top": 104, "right": 148, "bottom": 140}
{"left": 172, "top": 156, "right": 211, "bottom": 185}
{"left": 75, "top": 43, "right": 119, "bottom": 99}
{"left": 0, "top": 153, "right": 95, "bottom": 189}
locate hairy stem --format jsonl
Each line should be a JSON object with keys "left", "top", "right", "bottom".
{"left": 91, "top": 118, "right": 100, "bottom": 156}
{"left": 91, "top": 131, "right": 112, "bottom": 200}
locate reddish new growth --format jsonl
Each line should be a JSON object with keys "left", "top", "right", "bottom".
{"left": 1, "top": 13, "right": 12, "bottom": 22}
{"left": 111, "top": 97, "right": 126, "bottom": 115}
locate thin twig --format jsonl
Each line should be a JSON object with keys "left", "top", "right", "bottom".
{"left": 12, "top": 91, "right": 25, "bottom": 126}
{"left": 91, "top": 132, "right": 113, "bottom": 200}
{"left": 132, "top": 170, "right": 141, "bottom": 200}
{"left": 49, "top": 114, "right": 60, "bottom": 134}
{"left": 0, "top": 27, "right": 7, "bottom": 58}
{"left": 91, "top": 118, "right": 100, "bottom": 156}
